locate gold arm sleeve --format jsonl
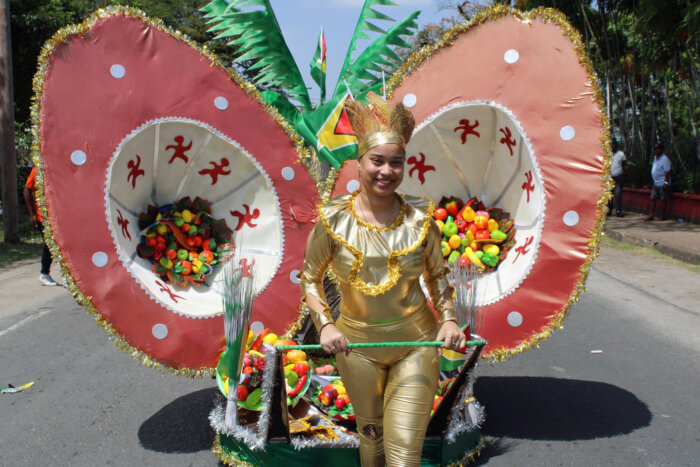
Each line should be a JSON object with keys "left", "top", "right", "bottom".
{"left": 422, "top": 220, "right": 457, "bottom": 325}
{"left": 300, "top": 221, "right": 336, "bottom": 332}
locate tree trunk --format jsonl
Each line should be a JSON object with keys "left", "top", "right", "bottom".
{"left": 0, "top": 0, "right": 19, "bottom": 243}
{"left": 662, "top": 70, "right": 687, "bottom": 171}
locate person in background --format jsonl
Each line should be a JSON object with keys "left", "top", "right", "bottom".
{"left": 645, "top": 142, "right": 671, "bottom": 221}
{"left": 609, "top": 139, "right": 630, "bottom": 217}
{"left": 24, "top": 167, "right": 58, "bottom": 286}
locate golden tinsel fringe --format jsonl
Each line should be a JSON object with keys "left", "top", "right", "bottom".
{"left": 212, "top": 435, "right": 255, "bottom": 467}
{"left": 386, "top": 5, "right": 612, "bottom": 362}
{"left": 211, "top": 433, "right": 485, "bottom": 466}
{"left": 446, "top": 436, "right": 486, "bottom": 466}
{"left": 29, "top": 5, "right": 309, "bottom": 377}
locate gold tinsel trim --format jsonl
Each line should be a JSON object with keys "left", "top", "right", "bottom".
{"left": 317, "top": 195, "right": 435, "bottom": 296}
{"left": 211, "top": 433, "right": 484, "bottom": 466}
{"left": 386, "top": 5, "right": 612, "bottom": 362}
{"left": 445, "top": 436, "right": 486, "bottom": 467}
{"left": 29, "top": 6, "right": 310, "bottom": 377}
{"left": 348, "top": 189, "right": 407, "bottom": 232}
{"left": 212, "top": 435, "right": 255, "bottom": 467}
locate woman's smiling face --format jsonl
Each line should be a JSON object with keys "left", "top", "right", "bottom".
{"left": 357, "top": 143, "right": 405, "bottom": 198}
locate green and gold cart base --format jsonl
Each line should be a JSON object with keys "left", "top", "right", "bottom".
{"left": 213, "top": 428, "right": 484, "bottom": 466}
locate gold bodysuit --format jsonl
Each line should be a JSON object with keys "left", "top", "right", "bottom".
{"left": 300, "top": 192, "right": 455, "bottom": 466}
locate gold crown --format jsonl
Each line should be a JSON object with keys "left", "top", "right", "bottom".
{"left": 345, "top": 92, "right": 415, "bottom": 157}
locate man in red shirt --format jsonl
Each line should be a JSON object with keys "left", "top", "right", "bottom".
{"left": 24, "top": 167, "right": 58, "bottom": 286}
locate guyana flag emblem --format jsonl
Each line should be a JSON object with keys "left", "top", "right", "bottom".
{"left": 315, "top": 94, "right": 358, "bottom": 163}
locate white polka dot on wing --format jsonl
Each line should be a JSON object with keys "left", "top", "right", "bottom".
{"left": 563, "top": 210, "right": 579, "bottom": 227}
{"left": 507, "top": 311, "right": 523, "bottom": 327}
{"left": 214, "top": 96, "right": 229, "bottom": 110}
{"left": 504, "top": 49, "right": 519, "bottom": 64}
{"left": 71, "top": 150, "right": 87, "bottom": 166}
{"left": 560, "top": 125, "right": 575, "bottom": 141}
{"left": 250, "top": 321, "right": 265, "bottom": 335}
{"left": 92, "top": 252, "right": 109, "bottom": 267}
{"left": 346, "top": 179, "right": 360, "bottom": 193}
{"left": 403, "top": 94, "right": 417, "bottom": 108}
{"left": 152, "top": 323, "right": 168, "bottom": 340}
{"left": 281, "top": 167, "right": 295, "bottom": 181}
{"left": 110, "top": 64, "right": 125, "bottom": 79}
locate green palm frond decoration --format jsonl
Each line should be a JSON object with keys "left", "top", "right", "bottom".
{"left": 333, "top": 0, "right": 419, "bottom": 100}
{"left": 202, "top": 0, "right": 312, "bottom": 112}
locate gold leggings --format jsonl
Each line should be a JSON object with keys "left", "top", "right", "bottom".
{"left": 336, "top": 309, "right": 439, "bottom": 467}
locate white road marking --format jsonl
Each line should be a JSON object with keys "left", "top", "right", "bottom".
{"left": 0, "top": 308, "right": 53, "bottom": 338}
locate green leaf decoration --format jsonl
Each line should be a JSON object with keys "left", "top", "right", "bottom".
{"left": 202, "top": 0, "right": 311, "bottom": 111}
{"left": 138, "top": 212, "right": 153, "bottom": 230}
{"left": 137, "top": 244, "right": 155, "bottom": 258}
{"left": 333, "top": 1, "right": 419, "bottom": 99}
{"left": 191, "top": 196, "right": 211, "bottom": 214}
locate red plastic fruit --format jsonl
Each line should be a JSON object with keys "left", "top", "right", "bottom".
{"left": 434, "top": 208, "right": 448, "bottom": 221}
{"left": 294, "top": 362, "right": 308, "bottom": 376}
{"left": 445, "top": 201, "right": 459, "bottom": 216}
{"left": 237, "top": 384, "right": 249, "bottom": 401}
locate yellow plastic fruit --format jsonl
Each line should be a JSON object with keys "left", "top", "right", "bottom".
{"left": 487, "top": 218, "right": 499, "bottom": 232}
{"left": 465, "top": 247, "right": 485, "bottom": 269}
{"left": 156, "top": 223, "right": 167, "bottom": 235}
{"left": 483, "top": 244, "right": 500, "bottom": 256}
{"left": 286, "top": 349, "right": 307, "bottom": 364}
{"left": 448, "top": 234, "right": 461, "bottom": 249}
{"left": 462, "top": 207, "right": 475, "bottom": 222}
{"left": 145, "top": 231, "right": 156, "bottom": 238}
{"left": 466, "top": 230, "right": 475, "bottom": 242}
{"left": 435, "top": 220, "right": 445, "bottom": 233}
{"left": 155, "top": 213, "right": 162, "bottom": 221}
{"left": 263, "top": 333, "right": 278, "bottom": 345}
{"left": 247, "top": 330, "right": 255, "bottom": 346}
{"left": 181, "top": 209, "right": 194, "bottom": 223}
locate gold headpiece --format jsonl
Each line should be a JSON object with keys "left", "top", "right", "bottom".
{"left": 345, "top": 92, "right": 416, "bottom": 157}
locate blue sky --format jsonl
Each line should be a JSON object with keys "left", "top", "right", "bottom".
{"left": 266, "top": 1, "right": 460, "bottom": 104}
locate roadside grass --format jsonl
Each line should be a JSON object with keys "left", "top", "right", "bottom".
{"left": 0, "top": 208, "right": 44, "bottom": 270}
{"left": 601, "top": 236, "right": 700, "bottom": 274}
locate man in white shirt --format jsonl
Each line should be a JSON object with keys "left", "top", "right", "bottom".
{"left": 609, "top": 139, "right": 629, "bottom": 217}
{"left": 645, "top": 142, "right": 671, "bottom": 221}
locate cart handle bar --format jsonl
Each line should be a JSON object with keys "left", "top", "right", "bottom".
{"left": 276, "top": 340, "right": 486, "bottom": 351}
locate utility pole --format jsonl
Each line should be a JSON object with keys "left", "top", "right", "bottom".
{"left": 0, "top": 0, "right": 19, "bottom": 243}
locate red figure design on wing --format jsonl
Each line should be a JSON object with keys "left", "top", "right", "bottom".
{"left": 231, "top": 204, "right": 260, "bottom": 231}
{"left": 238, "top": 258, "right": 256, "bottom": 278}
{"left": 522, "top": 170, "right": 535, "bottom": 203}
{"left": 156, "top": 280, "right": 184, "bottom": 303}
{"left": 406, "top": 152, "right": 436, "bottom": 185}
{"left": 127, "top": 155, "right": 145, "bottom": 189}
{"left": 116, "top": 209, "right": 131, "bottom": 241}
{"left": 512, "top": 235, "right": 534, "bottom": 263}
{"left": 499, "top": 127, "right": 516, "bottom": 156}
{"left": 165, "top": 136, "right": 192, "bottom": 164}
{"left": 199, "top": 158, "right": 231, "bottom": 185}
{"left": 454, "top": 119, "right": 480, "bottom": 144}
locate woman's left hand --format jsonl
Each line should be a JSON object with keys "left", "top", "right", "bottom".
{"left": 437, "top": 320, "right": 466, "bottom": 351}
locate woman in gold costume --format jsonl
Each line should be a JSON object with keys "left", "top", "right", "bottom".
{"left": 300, "top": 94, "right": 466, "bottom": 466}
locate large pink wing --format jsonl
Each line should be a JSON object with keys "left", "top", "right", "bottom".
{"left": 34, "top": 10, "right": 319, "bottom": 374}
{"left": 333, "top": 8, "right": 610, "bottom": 360}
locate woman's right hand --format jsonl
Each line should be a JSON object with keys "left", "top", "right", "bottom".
{"left": 320, "top": 324, "right": 350, "bottom": 355}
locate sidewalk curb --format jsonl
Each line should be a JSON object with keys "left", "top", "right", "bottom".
{"left": 605, "top": 229, "right": 700, "bottom": 265}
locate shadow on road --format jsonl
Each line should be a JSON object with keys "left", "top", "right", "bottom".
{"left": 138, "top": 387, "right": 218, "bottom": 453}
{"left": 474, "top": 376, "right": 652, "bottom": 441}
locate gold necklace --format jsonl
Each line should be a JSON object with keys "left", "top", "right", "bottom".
{"left": 357, "top": 196, "right": 396, "bottom": 228}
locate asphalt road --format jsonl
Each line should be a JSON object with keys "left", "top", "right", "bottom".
{"left": 1, "top": 247, "right": 698, "bottom": 466}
